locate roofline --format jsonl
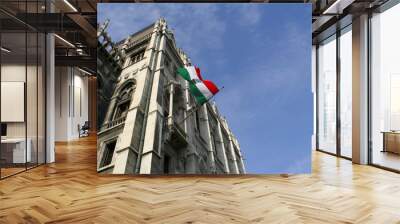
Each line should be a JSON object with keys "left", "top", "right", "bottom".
{"left": 115, "top": 22, "right": 155, "bottom": 46}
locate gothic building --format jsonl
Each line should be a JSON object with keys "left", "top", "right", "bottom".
{"left": 97, "top": 19, "right": 245, "bottom": 174}
{"left": 97, "top": 20, "right": 123, "bottom": 130}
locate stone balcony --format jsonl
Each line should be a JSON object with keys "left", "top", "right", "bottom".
{"left": 100, "top": 116, "right": 126, "bottom": 132}
{"left": 166, "top": 119, "right": 188, "bottom": 149}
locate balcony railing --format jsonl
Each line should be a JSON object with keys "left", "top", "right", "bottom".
{"left": 101, "top": 116, "right": 126, "bottom": 131}
{"left": 166, "top": 119, "right": 188, "bottom": 149}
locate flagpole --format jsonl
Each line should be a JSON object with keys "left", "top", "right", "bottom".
{"left": 176, "top": 86, "right": 224, "bottom": 125}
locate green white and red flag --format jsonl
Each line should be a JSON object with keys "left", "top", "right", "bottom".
{"left": 177, "top": 66, "right": 219, "bottom": 105}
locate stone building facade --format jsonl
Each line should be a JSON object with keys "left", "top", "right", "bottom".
{"left": 97, "top": 19, "right": 245, "bottom": 174}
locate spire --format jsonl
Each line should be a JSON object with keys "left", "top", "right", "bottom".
{"left": 98, "top": 18, "right": 110, "bottom": 36}
{"left": 103, "top": 19, "right": 110, "bottom": 31}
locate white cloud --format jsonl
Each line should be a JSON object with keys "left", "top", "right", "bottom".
{"left": 164, "top": 4, "right": 227, "bottom": 56}
{"left": 98, "top": 4, "right": 227, "bottom": 58}
{"left": 283, "top": 21, "right": 309, "bottom": 51}
{"left": 214, "top": 59, "right": 309, "bottom": 135}
{"left": 236, "top": 4, "right": 262, "bottom": 26}
{"left": 98, "top": 4, "right": 268, "bottom": 59}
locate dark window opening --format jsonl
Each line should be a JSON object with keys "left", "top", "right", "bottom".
{"left": 113, "top": 82, "right": 134, "bottom": 120}
{"left": 156, "top": 75, "right": 164, "bottom": 107}
{"left": 163, "top": 155, "right": 170, "bottom": 173}
{"left": 101, "top": 140, "right": 117, "bottom": 167}
{"left": 173, "top": 65, "right": 178, "bottom": 79}
{"left": 114, "top": 101, "right": 130, "bottom": 119}
{"left": 164, "top": 57, "right": 170, "bottom": 68}
{"left": 195, "top": 110, "right": 200, "bottom": 131}
{"left": 211, "top": 134, "right": 218, "bottom": 156}
{"left": 129, "top": 50, "right": 145, "bottom": 66}
{"left": 154, "top": 117, "right": 162, "bottom": 154}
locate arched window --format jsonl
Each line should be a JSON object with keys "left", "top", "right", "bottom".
{"left": 113, "top": 82, "right": 135, "bottom": 120}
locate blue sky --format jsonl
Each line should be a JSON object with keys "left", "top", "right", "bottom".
{"left": 98, "top": 3, "right": 312, "bottom": 174}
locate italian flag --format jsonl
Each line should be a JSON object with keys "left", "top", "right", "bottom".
{"left": 177, "top": 66, "right": 219, "bottom": 105}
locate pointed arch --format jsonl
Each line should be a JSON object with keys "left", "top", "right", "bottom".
{"left": 112, "top": 79, "right": 136, "bottom": 120}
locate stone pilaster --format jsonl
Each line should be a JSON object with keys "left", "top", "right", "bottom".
{"left": 216, "top": 120, "right": 230, "bottom": 173}
{"left": 202, "top": 105, "right": 216, "bottom": 173}
{"left": 139, "top": 20, "right": 167, "bottom": 174}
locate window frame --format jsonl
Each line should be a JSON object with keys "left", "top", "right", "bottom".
{"left": 368, "top": 1, "right": 400, "bottom": 173}
{"left": 315, "top": 23, "right": 353, "bottom": 161}
{"left": 128, "top": 50, "right": 145, "bottom": 66}
{"left": 100, "top": 137, "right": 118, "bottom": 168}
{"left": 112, "top": 82, "right": 135, "bottom": 120}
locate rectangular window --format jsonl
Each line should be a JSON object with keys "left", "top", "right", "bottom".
{"left": 129, "top": 50, "right": 145, "bottom": 66}
{"left": 211, "top": 133, "right": 218, "bottom": 156}
{"left": 173, "top": 65, "right": 177, "bottom": 79}
{"left": 163, "top": 89, "right": 170, "bottom": 116}
{"left": 317, "top": 34, "right": 337, "bottom": 154}
{"left": 153, "top": 116, "right": 162, "bottom": 154}
{"left": 163, "top": 155, "right": 170, "bottom": 173}
{"left": 370, "top": 3, "right": 400, "bottom": 171}
{"left": 339, "top": 26, "right": 352, "bottom": 158}
{"left": 101, "top": 140, "right": 117, "bottom": 167}
{"left": 222, "top": 131, "right": 229, "bottom": 153}
{"left": 390, "top": 75, "right": 400, "bottom": 130}
{"left": 156, "top": 75, "right": 164, "bottom": 107}
{"left": 195, "top": 110, "right": 200, "bottom": 131}
{"left": 208, "top": 108, "right": 219, "bottom": 157}
{"left": 164, "top": 56, "right": 170, "bottom": 68}
{"left": 114, "top": 101, "right": 130, "bottom": 120}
